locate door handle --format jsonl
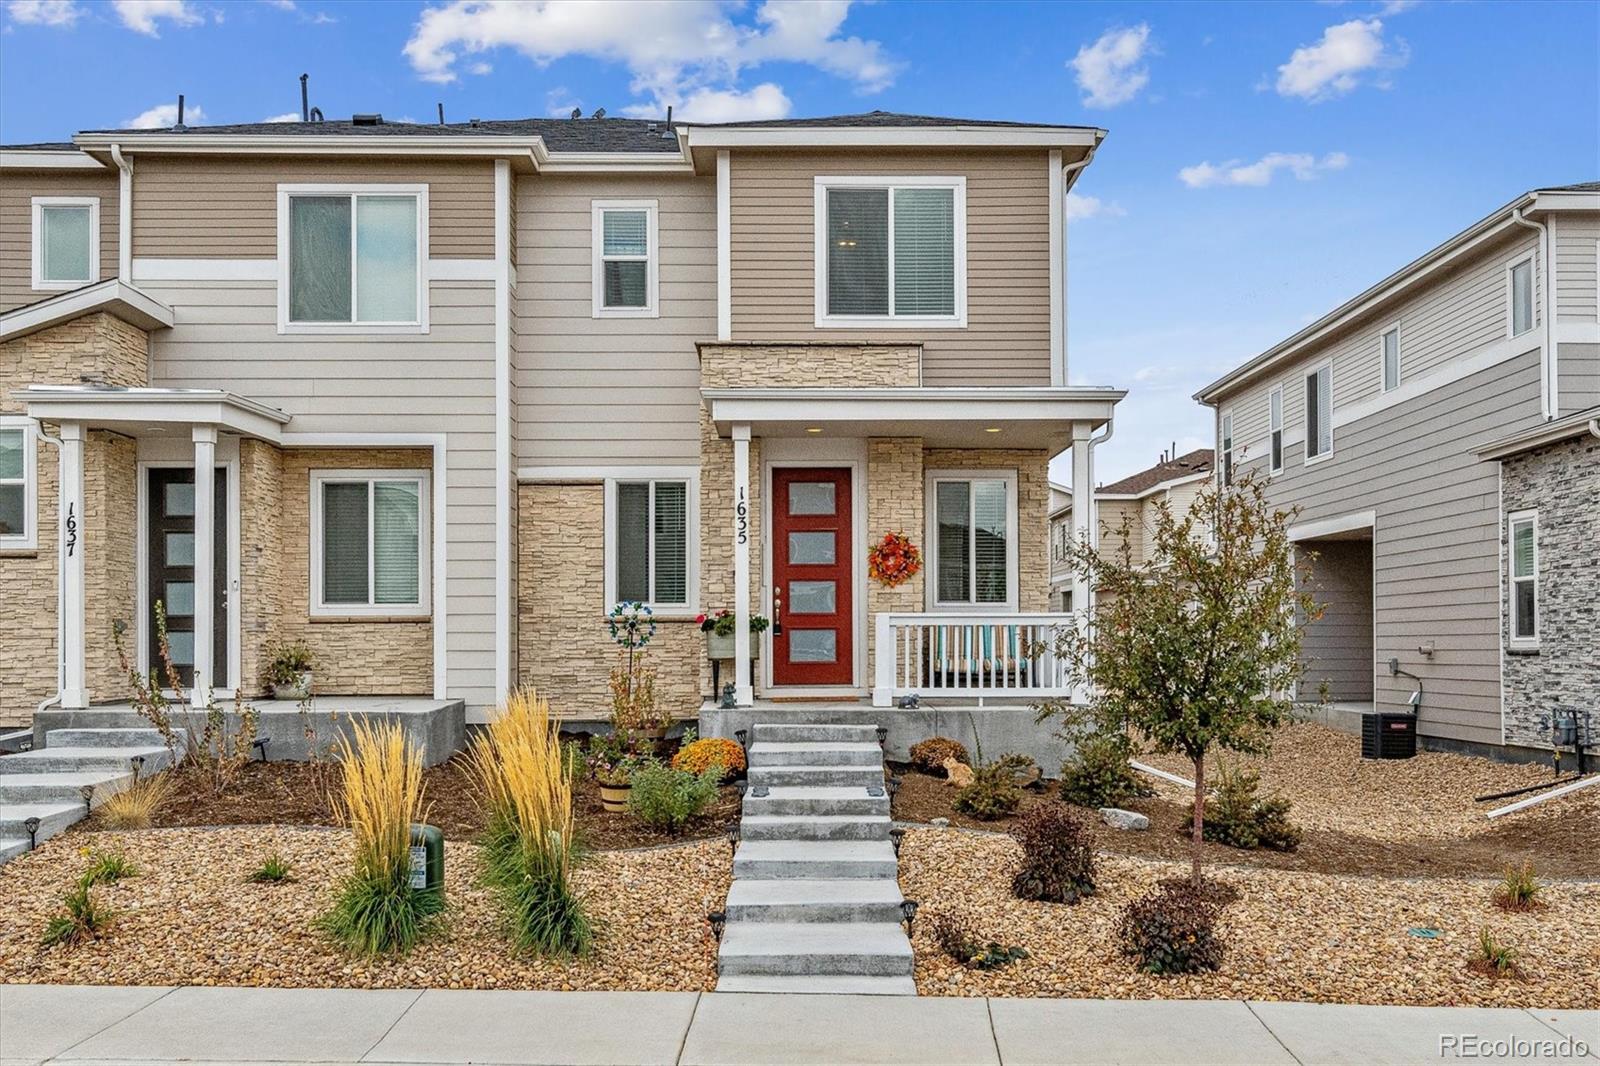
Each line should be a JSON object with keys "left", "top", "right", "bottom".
{"left": 772, "top": 585, "right": 783, "bottom": 635}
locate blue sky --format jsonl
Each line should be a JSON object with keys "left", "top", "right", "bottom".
{"left": 2, "top": 0, "right": 1596, "bottom": 482}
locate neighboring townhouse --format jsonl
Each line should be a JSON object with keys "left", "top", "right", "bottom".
{"left": 1048, "top": 449, "right": 1213, "bottom": 609}
{"left": 1, "top": 111, "right": 1124, "bottom": 731}
{"left": 1197, "top": 184, "right": 1600, "bottom": 760}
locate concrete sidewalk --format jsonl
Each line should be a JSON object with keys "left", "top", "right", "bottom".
{"left": 0, "top": 985, "right": 1594, "bottom": 1066}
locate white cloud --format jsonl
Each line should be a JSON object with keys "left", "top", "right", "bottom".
{"left": 262, "top": 111, "right": 301, "bottom": 123}
{"left": 1378, "top": 0, "right": 1419, "bottom": 14}
{"left": 1275, "top": 18, "right": 1406, "bottom": 101}
{"left": 1178, "top": 151, "right": 1349, "bottom": 189}
{"left": 468, "top": 60, "right": 492, "bottom": 75}
{"left": 5, "top": 0, "right": 81, "bottom": 26}
{"left": 1065, "top": 192, "right": 1127, "bottom": 221}
{"left": 123, "top": 101, "right": 204, "bottom": 129}
{"left": 112, "top": 0, "right": 202, "bottom": 35}
{"left": 402, "top": 0, "right": 898, "bottom": 119}
{"left": 1068, "top": 24, "right": 1152, "bottom": 108}
{"left": 638, "top": 82, "right": 791, "bottom": 123}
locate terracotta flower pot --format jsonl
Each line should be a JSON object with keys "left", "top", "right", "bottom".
{"left": 598, "top": 781, "right": 632, "bottom": 813}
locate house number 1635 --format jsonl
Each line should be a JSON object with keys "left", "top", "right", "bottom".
{"left": 735, "top": 487, "right": 748, "bottom": 545}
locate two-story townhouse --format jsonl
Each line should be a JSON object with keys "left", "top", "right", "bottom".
{"left": 1197, "top": 184, "right": 1600, "bottom": 760}
{"left": 1, "top": 111, "right": 1124, "bottom": 745}
{"left": 1047, "top": 448, "right": 1213, "bottom": 609}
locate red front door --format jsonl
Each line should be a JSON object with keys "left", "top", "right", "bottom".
{"left": 771, "top": 467, "right": 853, "bottom": 686}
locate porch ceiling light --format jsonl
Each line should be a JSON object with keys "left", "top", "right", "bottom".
{"left": 984, "top": 426, "right": 1002, "bottom": 434}
{"left": 806, "top": 427, "right": 823, "bottom": 434}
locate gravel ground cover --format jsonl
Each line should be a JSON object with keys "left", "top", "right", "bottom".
{"left": 0, "top": 827, "right": 727, "bottom": 991}
{"left": 900, "top": 828, "right": 1600, "bottom": 1008}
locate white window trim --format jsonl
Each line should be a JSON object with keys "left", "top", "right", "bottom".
{"left": 31, "top": 196, "right": 100, "bottom": 291}
{"left": 1506, "top": 256, "right": 1535, "bottom": 339}
{"left": 1219, "top": 409, "right": 1235, "bottom": 486}
{"left": 813, "top": 175, "right": 968, "bottom": 330}
{"left": 309, "top": 468, "right": 432, "bottom": 618}
{"left": 1506, "top": 509, "right": 1539, "bottom": 648}
{"left": 1267, "top": 387, "right": 1284, "bottom": 477}
{"left": 924, "top": 468, "right": 1019, "bottom": 612}
{"left": 276, "top": 184, "right": 430, "bottom": 335}
{"left": 1304, "top": 360, "right": 1335, "bottom": 466}
{"left": 1379, "top": 321, "right": 1402, "bottom": 393}
{"left": 591, "top": 200, "right": 660, "bottom": 319}
{"left": 0, "top": 416, "right": 38, "bottom": 550}
{"left": 602, "top": 472, "right": 700, "bottom": 617}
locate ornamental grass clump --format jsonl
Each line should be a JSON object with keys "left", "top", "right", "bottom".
{"left": 1010, "top": 805, "right": 1096, "bottom": 903}
{"left": 41, "top": 882, "right": 114, "bottom": 948}
{"left": 320, "top": 720, "right": 442, "bottom": 957}
{"left": 97, "top": 771, "right": 178, "bottom": 830}
{"left": 467, "top": 689, "right": 591, "bottom": 957}
{"left": 1494, "top": 861, "right": 1544, "bottom": 912}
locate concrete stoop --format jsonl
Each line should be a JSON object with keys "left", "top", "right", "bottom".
{"left": 717, "top": 721, "right": 916, "bottom": 997}
{"left": 0, "top": 720, "right": 187, "bottom": 864}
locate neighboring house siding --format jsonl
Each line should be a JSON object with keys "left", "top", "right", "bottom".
{"left": 512, "top": 174, "right": 713, "bottom": 468}
{"left": 1297, "top": 539, "right": 1375, "bottom": 703}
{"left": 1553, "top": 214, "right": 1599, "bottom": 321}
{"left": 0, "top": 168, "right": 120, "bottom": 312}
{"left": 130, "top": 155, "right": 495, "bottom": 259}
{"left": 727, "top": 148, "right": 1052, "bottom": 386}
{"left": 1559, "top": 343, "right": 1600, "bottom": 413}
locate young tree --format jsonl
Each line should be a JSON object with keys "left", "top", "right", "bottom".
{"left": 1040, "top": 474, "right": 1319, "bottom": 883}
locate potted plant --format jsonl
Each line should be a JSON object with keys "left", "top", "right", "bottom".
{"left": 698, "top": 610, "right": 770, "bottom": 660}
{"left": 587, "top": 734, "right": 647, "bottom": 813}
{"left": 263, "top": 639, "right": 316, "bottom": 700}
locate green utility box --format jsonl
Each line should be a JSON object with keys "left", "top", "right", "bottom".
{"left": 408, "top": 824, "right": 444, "bottom": 893}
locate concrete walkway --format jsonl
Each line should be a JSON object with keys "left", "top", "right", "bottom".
{"left": 1, "top": 986, "right": 1594, "bottom": 1065}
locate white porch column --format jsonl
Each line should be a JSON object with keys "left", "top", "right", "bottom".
{"left": 59, "top": 422, "right": 89, "bottom": 709}
{"left": 732, "top": 423, "right": 753, "bottom": 707}
{"left": 191, "top": 426, "right": 217, "bottom": 708}
{"left": 1069, "top": 421, "right": 1094, "bottom": 613}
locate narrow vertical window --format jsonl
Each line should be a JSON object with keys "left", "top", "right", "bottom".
{"left": 1269, "top": 387, "right": 1283, "bottom": 475}
{"left": 1508, "top": 512, "right": 1538, "bottom": 644}
{"left": 1381, "top": 328, "right": 1400, "bottom": 391}
{"left": 593, "top": 201, "right": 658, "bottom": 317}
{"left": 1305, "top": 364, "right": 1333, "bottom": 462}
{"left": 1510, "top": 258, "right": 1534, "bottom": 337}
{"left": 611, "top": 479, "right": 690, "bottom": 607}
{"left": 1220, "top": 412, "right": 1234, "bottom": 486}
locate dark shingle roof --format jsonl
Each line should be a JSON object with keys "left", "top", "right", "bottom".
{"left": 0, "top": 142, "right": 79, "bottom": 151}
{"left": 1542, "top": 181, "right": 1600, "bottom": 192}
{"left": 690, "top": 110, "right": 1096, "bottom": 130}
{"left": 73, "top": 116, "right": 683, "bottom": 152}
{"left": 1098, "top": 449, "right": 1214, "bottom": 496}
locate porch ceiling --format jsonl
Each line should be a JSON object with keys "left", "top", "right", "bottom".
{"left": 11, "top": 384, "right": 291, "bottom": 440}
{"left": 701, "top": 386, "right": 1124, "bottom": 450}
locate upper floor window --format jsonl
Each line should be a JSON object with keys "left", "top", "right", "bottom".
{"left": 606, "top": 476, "right": 696, "bottom": 612}
{"left": 928, "top": 471, "right": 1016, "bottom": 609}
{"left": 1305, "top": 362, "right": 1333, "bottom": 463}
{"left": 1508, "top": 257, "right": 1534, "bottom": 337}
{"left": 1381, "top": 326, "right": 1401, "bottom": 392}
{"left": 1508, "top": 510, "right": 1538, "bottom": 646}
{"left": 1219, "top": 411, "right": 1234, "bottom": 486}
{"left": 311, "top": 470, "right": 430, "bottom": 617}
{"left": 814, "top": 177, "right": 966, "bottom": 328}
{"left": 1268, "top": 387, "right": 1284, "bottom": 476}
{"left": 0, "top": 417, "right": 37, "bottom": 550}
{"left": 32, "top": 197, "right": 99, "bottom": 291}
{"left": 279, "top": 185, "right": 426, "bottom": 332}
{"left": 592, "top": 201, "right": 659, "bottom": 318}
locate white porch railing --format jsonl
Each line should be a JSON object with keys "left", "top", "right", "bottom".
{"left": 872, "top": 612, "right": 1081, "bottom": 707}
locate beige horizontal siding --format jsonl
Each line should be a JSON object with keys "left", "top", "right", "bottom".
{"left": 0, "top": 168, "right": 119, "bottom": 312}
{"left": 131, "top": 155, "right": 494, "bottom": 259}
{"left": 1297, "top": 539, "right": 1375, "bottom": 702}
{"left": 1559, "top": 342, "right": 1600, "bottom": 413}
{"left": 728, "top": 148, "right": 1053, "bottom": 386}
{"left": 511, "top": 173, "right": 714, "bottom": 468}
{"left": 1553, "top": 214, "right": 1599, "bottom": 321}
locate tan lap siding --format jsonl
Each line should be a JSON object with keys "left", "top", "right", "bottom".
{"left": 728, "top": 149, "right": 1053, "bottom": 387}
{"left": 0, "top": 168, "right": 120, "bottom": 312}
{"left": 131, "top": 155, "right": 494, "bottom": 259}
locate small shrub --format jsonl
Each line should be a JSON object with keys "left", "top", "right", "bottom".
{"left": 1494, "top": 862, "right": 1543, "bottom": 912}
{"left": 1470, "top": 926, "right": 1521, "bottom": 978}
{"left": 41, "top": 883, "right": 113, "bottom": 947}
{"left": 953, "top": 754, "right": 1033, "bottom": 820}
{"left": 81, "top": 850, "right": 136, "bottom": 886}
{"left": 1010, "top": 805, "right": 1096, "bottom": 903}
{"left": 928, "top": 911, "right": 1029, "bottom": 970}
{"left": 628, "top": 761, "right": 722, "bottom": 831}
{"left": 1117, "top": 880, "right": 1226, "bottom": 975}
{"left": 1202, "top": 766, "right": 1301, "bottom": 852}
{"left": 97, "top": 771, "right": 177, "bottom": 830}
{"left": 1058, "top": 732, "right": 1153, "bottom": 809}
{"left": 671, "top": 737, "right": 746, "bottom": 779}
{"left": 247, "top": 853, "right": 295, "bottom": 884}
{"left": 910, "top": 736, "right": 970, "bottom": 776}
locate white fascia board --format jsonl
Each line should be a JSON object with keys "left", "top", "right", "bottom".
{"left": 76, "top": 132, "right": 541, "bottom": 163}
{"left": 0, "top": 279, "right": 174, "bottom": 340}
{"left": 1288, "top": 510, "right": 1376, "bottom": 542}
{"left": 684, "top": 126, "right": 1104, "bottom": 150}
{"left": 1527, "top": 189, "right": 1600, "bottom": 214}
{"left": 13, "top": 387, "right": 290, "bottom": 440}
{"left": 0, "top": 150, "right": 106, "bottom": 170}
{"left": 538, "top": 151, "right": 693, "bottom": 173}
{"left": 1473, "top": 405, "right": 1600, "bottom": 459}
{"left": 702, "top": 387, "right": 1123, "bottom": 431}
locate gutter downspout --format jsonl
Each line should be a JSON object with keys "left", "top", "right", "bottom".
{"left": 110, "top": 144, "right": 132, "bottom": 283}
{"left": 1510, "top": 204, "right": 1555, "bottom": 419}
{"left": 34, "top": 427, "right": 64, "bottom": 719}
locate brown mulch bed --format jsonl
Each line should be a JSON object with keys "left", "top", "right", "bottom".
{"left": 0, "top": 827, "right": 727, "bottom": 990}
{"left": 78, "top": 754, "right": 742, "bottom": 851}
{"left": 900, "top": 828, "right": 1600, "bottom": 1007}
{"left": 891, "top": 723, "right": 1600, "bottom": 880}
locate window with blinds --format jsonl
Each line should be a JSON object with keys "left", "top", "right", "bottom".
{"left": 0, "top": 420, "right": 34, "bottom": 547}
{"left": 286, "top": 192, "right": 420, "bottom": 325}
{"left": 312, "top": 471, "right": 429, "bottom": 615}
{"left": 593, "top": 201, "right": 657, "bottom": 316}
{"left": 1305, "top": 364, "right": 1333, "bottom": 461}
{"left": 612, "top": 479, "right": 690, "bottom": 607}
{"left": 820, "top": 180, "right": 962, "bottom": 323}
{"left": 1508, "top": 512, "right": 1538, "bottom": 644}
{"left": 932, "top": 475, "right": 1012, "bottom": 607}
{"left": 1268, "top": 388, "right": 1283, "bottom": 475}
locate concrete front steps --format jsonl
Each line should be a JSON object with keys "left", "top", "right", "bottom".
{"left": 0, "top": 724, "right": 185, "bottom": 864}
{"left": 717, "top": 721, "right": 915, "bottom": 997}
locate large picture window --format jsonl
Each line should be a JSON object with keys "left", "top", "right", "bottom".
{"left": 31, "top": 197, "right": 99, "bottom": 291}
{"left": 278, "top": 186, "right": 426, "bottom": 331}
{"left": 0, "top": 417, "right": 36, "bottom": 549}
{"left": 311, "top": 470, "right": 430, "bottom": 616}
{"left": 927, "top": 471, "right": 1016, "bottom": 609}
{"left": 814, "top": 177, "right": 966, "bottom": 327}
{"left": 606, "top": 476, "right": 697, "bottom": 612}
{"left": 1508, "top": 511, "right": 1538, "bottom": 646}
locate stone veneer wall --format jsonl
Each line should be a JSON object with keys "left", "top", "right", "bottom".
{"left": 269, "top": 448, "right": 435, "bottom": 695}
{"left": 866, "top": 438, "right": 924, "bottom": 667}
{"left": 516, "top": 482, "right": 701, "bottom": 718}
{"left": 0, "top": 313, "right": 150, "bottom": 720}
{"left": 238, "top": 438, "right": 285, "bottom": 697}
{"left": 1500, "top": 434, "right": 1600, "bottom": 749}
{"left": 923, "top": 447, "right": 1052, "bottom": 613}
